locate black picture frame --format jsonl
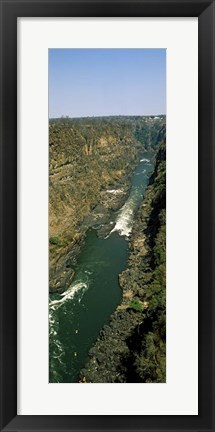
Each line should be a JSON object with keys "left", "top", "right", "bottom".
{"left": 0, "top": 0, "right": 214, "bottom": 431}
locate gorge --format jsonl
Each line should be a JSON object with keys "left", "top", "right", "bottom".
{"left": 49, "top": 116, "right": 166, "bottom": 383}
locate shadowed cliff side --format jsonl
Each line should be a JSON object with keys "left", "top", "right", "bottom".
{"left": 80, "top": 128, "right": 166, "bottom": 383}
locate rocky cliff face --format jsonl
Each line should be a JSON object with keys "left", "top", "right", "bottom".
{"left": 49, "top": 116, "right": 165, "bottom": 293}
{"left": 80, "top": 129, "right": 166, "bottom": 383}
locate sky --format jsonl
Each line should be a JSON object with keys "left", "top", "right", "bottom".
{"left": 49, "top": 49, "right": 166, "bottom": 119}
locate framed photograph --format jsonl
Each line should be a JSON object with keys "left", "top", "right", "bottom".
{"left": 0, "top": 0, "right": 214, "bottom": 431}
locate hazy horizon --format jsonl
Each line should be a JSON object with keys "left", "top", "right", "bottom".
{"left": 49, "top": 113, "right": 166, "bottom": 120}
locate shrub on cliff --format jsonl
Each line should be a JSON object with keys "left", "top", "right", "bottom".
{"left": 129, "top": 298, "right": 144, "bottom": 312}
{"left": 49, "top": 236, "right": 62, "bottom": 246}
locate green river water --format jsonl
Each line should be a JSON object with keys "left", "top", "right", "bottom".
{"left": 49, "top": 152, "right": 154, "bottom": 383}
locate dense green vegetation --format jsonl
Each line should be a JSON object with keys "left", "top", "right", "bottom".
{"left": 80, "top": 128, "right": 166, "bottom": 383}
{"left": 120, "top": 130, "right": 166, "bottom": 382}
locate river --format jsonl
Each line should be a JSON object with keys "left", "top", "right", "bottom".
{"left": 49, "top": 151, "right": 154, "bottom": 383}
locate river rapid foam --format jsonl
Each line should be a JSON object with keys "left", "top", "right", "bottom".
{"left": 49, "top": 281, "right": 88, "bottom": 308}
{"left": 108, "top": 188, "right": 142, "bottom": 237}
